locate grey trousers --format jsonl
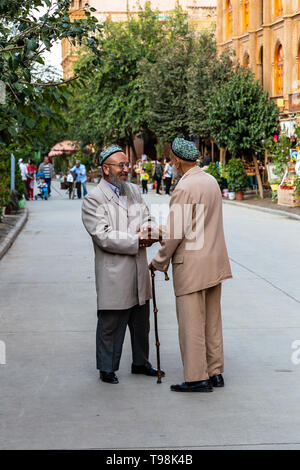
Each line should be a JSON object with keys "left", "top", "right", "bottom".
{"left": 96, "top": 301, "right": 150, "bottom": 372}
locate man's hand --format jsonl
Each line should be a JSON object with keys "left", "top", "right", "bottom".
{"left": 148, "top": 262, "right": 156, "bottom": 271}
{"left": 137, "top": 226, "right": 159, "bottom": 248}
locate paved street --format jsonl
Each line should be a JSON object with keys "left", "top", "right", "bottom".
{"left": 0, "top": 181, "right": 300, "bottom": 450}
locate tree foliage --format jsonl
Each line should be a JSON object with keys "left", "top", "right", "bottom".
{"left": 141, "top": 34, "right": 192, "bottom": 142}
{"left": 187, "top": 34, "right": 233, "bottom": 143}
{"left": 66, "top": 4, "right": 190, "bottom": 158}
{"left": 207, "top": 67, "right": 280, "bottom": 157}
{"left": 0, "top": 0, "right": 101, "bottom": 149}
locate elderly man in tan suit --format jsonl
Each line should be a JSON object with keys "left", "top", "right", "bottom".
{"left": 150, "top": 138, "right": 232, "bottom": 392}
{"left": 82, "top": 144, "right": 164, "bottom": 384}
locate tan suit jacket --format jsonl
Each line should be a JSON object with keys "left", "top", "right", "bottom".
{"left": 82, "top": 179, "right": 152, "bottom": 310}
{"left": 152, "top": 166, "right": 232, "bottom": 296}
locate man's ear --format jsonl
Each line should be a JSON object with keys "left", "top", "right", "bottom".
{"left": 102, "top": 164, "right": 109, "bottom": 177}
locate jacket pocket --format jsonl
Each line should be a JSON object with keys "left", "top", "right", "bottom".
{"left": 172, "top": 254, "right": 184, "bottom": 264}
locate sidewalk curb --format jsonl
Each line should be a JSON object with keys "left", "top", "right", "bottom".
{"left": 0, "top": 208, "right": 29, "bottom": 261}
{"left": 223, "top": 199, "right": 300, "bottom": 221}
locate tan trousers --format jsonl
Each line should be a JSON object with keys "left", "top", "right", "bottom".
{"left": 175, "top": 283, "right": 224, "bottom": 382}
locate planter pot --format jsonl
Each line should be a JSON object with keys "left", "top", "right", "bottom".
{"left": 235, "top": 191, "right": 244, "bottom": 201}
{"left": 228, "top": 191, "right": 236, "bottom": 200}
{"left": 270, "top": 183, "right": 279, "bottom": 193}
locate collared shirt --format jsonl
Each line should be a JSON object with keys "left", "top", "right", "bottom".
{"left": 70, "top": 164, "right": 87, "bottom": 183}
{"left": 164, "top": 163, "right": 173, "bottom": 178}
{"left": 104, "top": 179, "right": 120, "bottom": 197}
{"left": 104, "top": 179, "right": 128, "bottom": 209}
{"left": 19, "top": 163, "right": 28, "bottom": 181}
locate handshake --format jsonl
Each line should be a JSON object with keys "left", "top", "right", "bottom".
{"left": 137, "top": 224, "right": 161, "bottom": 248}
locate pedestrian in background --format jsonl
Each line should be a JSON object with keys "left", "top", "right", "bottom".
{"left": 18, "top": 158, "right": 29, "bottom": 200}
{"left": 163, "top": 156, "right": 173, "bottom": 195}
{"left": 70, "top": 160, "right": 87, "bottom": 199}
{"left": 26, "top": 159, "right": 37, "bottom": 201}
{"left": 38, "top": 156, "right": 54, "bottom": 196}
{"left": 140, "top": 168, "right": 149, "bottom": 194}
{"left": 153, "top": 160, "right": 163, "bottom": 194}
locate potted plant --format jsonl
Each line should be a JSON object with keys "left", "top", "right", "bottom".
{"left": 144, "top": 161, "right": 154, "bottom": 190}
{"left": 225, "top": 158, "right": 249, "bottom": 200}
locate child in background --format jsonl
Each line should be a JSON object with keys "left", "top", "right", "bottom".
{"left": 35, "top": 177, "right": 49, "bottom": 200}
{"left": 140, "top": 168, "right": 149, "bottom": 194}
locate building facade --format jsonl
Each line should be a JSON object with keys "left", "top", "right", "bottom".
{"left": 217, "top": 1, "right": 300, "bottom": 127}
{"left": 62, "top": 0, "right": 217, "bottom": 78}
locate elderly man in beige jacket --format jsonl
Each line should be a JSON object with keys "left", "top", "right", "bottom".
{"left": 82, "top": 145, "right": 164, "bottom": 384}
{"left": 150, "top": 138, "right": 232, "bottom": 393}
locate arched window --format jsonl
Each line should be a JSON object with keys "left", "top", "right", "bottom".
{"left": 226, "top": 0, "right": 233, "bottom": 39}
{"left": 274, "top": 43, "right": 283, "bottom": 95}
{"left": 274, "top": 0, "right": 283, "bottom": 18}
{"left": 243, "top": 52, "right": 250, "bottom": 71}
{"left": 242, "top": 0, "right": 249, "bottom": 32}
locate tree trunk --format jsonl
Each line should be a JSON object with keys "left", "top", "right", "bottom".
{"left": 127, "top": 130, "right": 138, "bottom": 165}
{"left": 253, "top": 154, "right": 264, "bottom": 199}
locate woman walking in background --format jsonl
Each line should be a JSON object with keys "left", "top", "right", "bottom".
{"left": 163, "top": 156, "right": 173, "bottom": 195}
{"left": 26, "top": 159, "right": 37, "bottom": 201}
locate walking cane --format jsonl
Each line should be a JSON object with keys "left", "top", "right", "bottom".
{"left": 151, "top": 268, "right": 169, "bottom": 384}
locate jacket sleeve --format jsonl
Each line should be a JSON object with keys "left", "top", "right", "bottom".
{"left": 82, "top": 195, "right": 139, "bottom": 255}
{"left": 151, "top": 186, "right": 191, "bottom": 272}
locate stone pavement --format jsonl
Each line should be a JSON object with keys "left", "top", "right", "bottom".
{"left": 0, "top": 181, "right": 300, "bottom": 450}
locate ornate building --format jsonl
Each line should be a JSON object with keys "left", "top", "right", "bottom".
{"left": 62, "top": 0, "right": 217, "bottom": 78}
{"left": 217, "top": 1, "right": 300, "bottom": 128}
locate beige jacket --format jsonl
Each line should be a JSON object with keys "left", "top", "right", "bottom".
{"left": 151, "top": 166, "right": 232, "bottom": 296}
{"left": 82, "top": 179, "right": 152, "bottom": 310}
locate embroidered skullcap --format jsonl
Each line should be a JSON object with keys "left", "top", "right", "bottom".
{"left": 99, "top": 144, "right": 124, "bottom": 165}
{"left": 171, "top": 138, "right": 199, "bottom": 161}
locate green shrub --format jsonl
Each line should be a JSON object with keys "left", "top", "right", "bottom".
{"left": 205, "top": 162, "right": 228, "bottom": 191}
{"left": 295, "top": 178, "right": 300, "bottom": 196}
{"left": 0, "top": 147, "right": 24, "bottom": 221}
{"left": 53, "top": 155, "right": 68, "bottom": 174}
{"left": 225, "top": 158, "right": 249, "bottom": 193}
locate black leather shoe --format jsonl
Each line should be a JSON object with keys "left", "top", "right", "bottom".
{"left": 170, "top": 380, "right": 213, "bottom": 392}
{"left": 210, "top": 374, "right": 224, "bottom": 387}
{"left": 131, "top": 362, "right": 165, "bottom": 377}
{"left": 100, "top": 371, "right": 119, "bottom": 384}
